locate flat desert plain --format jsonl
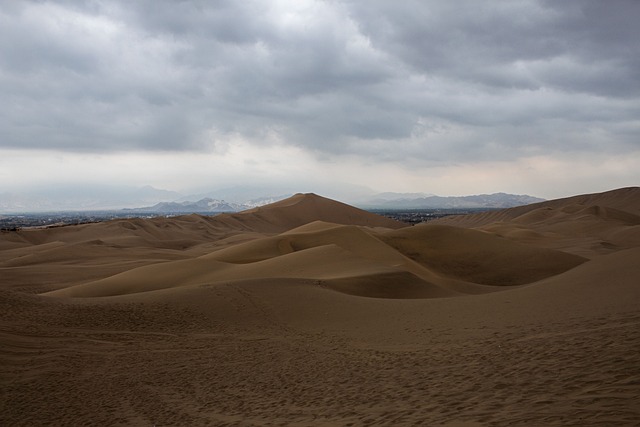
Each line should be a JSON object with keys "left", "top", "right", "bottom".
{"left": 1, "top": 188, "right": 639, "bottom": 426}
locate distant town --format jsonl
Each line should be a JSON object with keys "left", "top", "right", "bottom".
{"left": 368, "top": 208, "right": 494, "bottom": 224}
{"left": 0, "top": 211, "right": 146, "bottom": 231}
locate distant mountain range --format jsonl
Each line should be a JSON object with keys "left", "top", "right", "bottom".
{"left": 358, "top": 193, "right": 545, "bottom": 209}
{"left": 123, "top": 198, "right": 246, "bottom": 213}
{"left": 123, "top": 195, "right": 292, "bottom": 213}
{"left": 0, "top": 183, "right": 544, "bottom": 213}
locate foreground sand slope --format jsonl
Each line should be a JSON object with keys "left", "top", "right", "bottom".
{"left": 2, "top": 188, "right": 639, "bottom": 426}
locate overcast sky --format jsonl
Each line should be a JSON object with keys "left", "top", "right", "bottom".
{"left": 1, "top": 0, "right": 639, "bottom": 201}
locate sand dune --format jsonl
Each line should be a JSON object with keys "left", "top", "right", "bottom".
{"left": 214, "top": 192, "right": 407, "bottom": 233}
{"left": 436, "top": 186, "right": 640, "bottom": 228}
{"left": 2, "top": 189, "right": 640, "bottom": 425}
{"left": 45, "top": 227, "right": 458, "bottom": 299}
{"left": 437, "top": 187, "right": 640, "bottom": 259}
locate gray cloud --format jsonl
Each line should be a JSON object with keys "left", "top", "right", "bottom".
{"left": 0, "top": 0, "right": 638, "bottom": 164}
{"left": 349, "top": 0, "right": 640, "bottom": 96}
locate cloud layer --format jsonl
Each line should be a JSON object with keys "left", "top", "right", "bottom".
{"left": 1, "top": 0, "right": 638, "bottom": 198}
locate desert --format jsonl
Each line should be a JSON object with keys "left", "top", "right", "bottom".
{"left": 1, "top": 187, "right": 639, "bottom": 426}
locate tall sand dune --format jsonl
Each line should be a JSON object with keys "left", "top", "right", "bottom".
{"left": 214, "top": 192, "right": 407, "bottom": 232}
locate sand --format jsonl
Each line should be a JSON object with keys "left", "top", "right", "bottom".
{"left": 1, "top": 189, "right": 639, "bottom": 426}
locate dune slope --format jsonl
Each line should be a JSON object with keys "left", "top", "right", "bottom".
{"left": 381, "top": 223, "right": 587, "bottom": 285}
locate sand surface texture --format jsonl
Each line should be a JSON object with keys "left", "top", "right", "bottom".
{"left": 2, "top": 189, "right": 639, "bottom": 426}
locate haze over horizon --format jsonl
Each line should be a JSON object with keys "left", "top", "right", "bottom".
{"left": 1, "top": 1, "right": 639, "bottom": 201}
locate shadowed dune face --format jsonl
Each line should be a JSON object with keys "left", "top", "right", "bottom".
{"left": 2, "top": 189, "right": 640, "bottom": 425}
{"left": 380, "top": 224, "right": 587, "bottom": 286}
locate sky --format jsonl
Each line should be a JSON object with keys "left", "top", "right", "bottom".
{"left": 1, "top": 0, "right": 639, "bottom": 202}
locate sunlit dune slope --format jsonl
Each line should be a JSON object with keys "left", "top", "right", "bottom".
{"left": 45, "top": 241, "right": 456, "bottom": 299}
{"left": 44, "top": 223, "right": 460, "bottom": 299}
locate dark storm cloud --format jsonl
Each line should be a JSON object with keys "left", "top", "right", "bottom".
{"left": 348, "top": 0, "right": 640, "bottom": 96}
{"left": 0, "top": 0, "right": 638, "bottom": 161}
